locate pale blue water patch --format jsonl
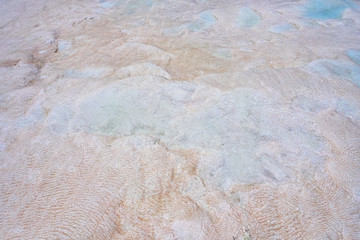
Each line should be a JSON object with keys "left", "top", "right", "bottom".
{"left": 210, "top": 48, "right": 232, "bottom": 59}
{"left": 47, "top": 104, "right": 74, "bottom": 134}
{"left": 73, "top": 80, "right": 194, "bottom": 136}
{"left": 57, "top": 40, "right": 72, "bottom": 52}
{"left": 308, "top": 59, "right": 360, "bottom": 87}
{"left": 304, "top": 0, "right": 353, "bottom": 20}
{"left": 187, "top": 11, "right": 217, "bottom": 32}
{"left": 98, "top": 0, "right": 122, "bottom": 8}
{"left": 100, "top": 2, "right": 116, "bottom": 8}
{"left": 236, "top": 7, "right": 261, "bottom": 28}
{"left": 125, "top": 0, "right": 152, "bottom": 15}
{"left": 75, "top": 88, "right": 152, "bottom": 135}
{"left": 72, "top": 78, "right": 326, "bottom": 185}
{"left": 269, "top": 24, "right": 296, "bottom": 34}
{"left": 163, "top": 26, "right": 183, "bottom": 36}
{"left": 336, "top": 99, "right": 359, "bottom": 120}
{"left": 347, "top": 49, "right": 360, "bottom": 65}
{"left": 199, "top": 12, "right": 217, "bottom": 25}
{"left": 73, "top": 81, "right": 267, "bottom": 184}
{"left": 15, "top": 104, "right": 44, "bottom": 128}
{"left": 64, "top": 67, "right": 113, "bottom": 79}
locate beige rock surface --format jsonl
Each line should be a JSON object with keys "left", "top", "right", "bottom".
{"left": 1, "top": 0, "right": 360, "bottom": 239}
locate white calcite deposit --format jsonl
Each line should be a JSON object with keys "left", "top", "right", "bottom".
{"left": 1, "top": 0, "right": 360, "bottom": 239}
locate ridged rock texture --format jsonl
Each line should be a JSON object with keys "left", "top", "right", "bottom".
{"left": 1, "top": 0, "right": 360, "bottom": 239}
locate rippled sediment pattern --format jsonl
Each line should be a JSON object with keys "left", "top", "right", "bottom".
{"left": 1, "top": 0, "right": 360, "bottom": 239}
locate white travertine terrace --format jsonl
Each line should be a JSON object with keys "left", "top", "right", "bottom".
{"left": 1, "top": 0, "right": 360, "bottom": 239}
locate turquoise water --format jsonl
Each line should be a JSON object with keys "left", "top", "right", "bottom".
{"left": 309, "top": 59, "right": 360, "bottom": 87}
{"left": 347, "top": 49, "right": 360, "bottom": 65}
{"left": 304, "top": 0, "right": 349, "bottom": 20}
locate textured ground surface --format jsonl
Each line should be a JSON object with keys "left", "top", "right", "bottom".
{"left": 1, "top": 0, "right": 360, "bottom": 239}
